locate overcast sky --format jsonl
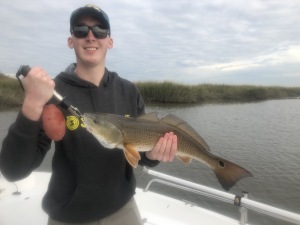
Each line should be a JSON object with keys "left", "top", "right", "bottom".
{"left": 1, "top": 0, "right": 300, "bottom": 86}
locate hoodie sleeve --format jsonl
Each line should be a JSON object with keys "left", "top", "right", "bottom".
{"left": 138, "top": 152, "right": 160, "bottom": 167}
{"left": 0, "top": 112, "right": 51, "bottom": 181}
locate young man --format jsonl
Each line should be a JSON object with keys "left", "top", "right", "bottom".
{"left": 0, "top": 4, "right": 177, "bottom": 225}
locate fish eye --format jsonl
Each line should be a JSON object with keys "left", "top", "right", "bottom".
{"left": 93, "top": 119, "right": 98, "bottom": 124}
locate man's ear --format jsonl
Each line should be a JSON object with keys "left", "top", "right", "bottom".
{"left": 108, "top": 37, "right": 114, "bottom": 49}
{"left": 68, "top": 37, "right": 74, "bottom": 49}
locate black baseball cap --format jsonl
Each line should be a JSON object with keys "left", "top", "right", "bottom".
{"left": 70, "top": 4, "right": 110, "bottom": 34}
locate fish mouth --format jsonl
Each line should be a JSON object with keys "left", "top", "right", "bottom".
{"left": 82, "top": 116, "right": 93, "bottom": 129}
{"left": 83, "top": 121, "right": 96, "bottom": 134}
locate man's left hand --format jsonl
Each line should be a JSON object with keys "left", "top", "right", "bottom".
{"left": 145, "top": 132, "right": 177, "bottom": 162}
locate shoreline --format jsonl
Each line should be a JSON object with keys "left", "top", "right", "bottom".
{"left": 1, "top": 73, "right": 300, "bottom": 109}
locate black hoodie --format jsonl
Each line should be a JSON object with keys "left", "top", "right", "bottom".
{"left": 0, "top": 64, "right": 159, "bottom": 223}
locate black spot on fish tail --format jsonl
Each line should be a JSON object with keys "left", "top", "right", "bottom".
{"left": 213, "top": 157, "right": 253, "bottom": 191}
{"left": 218, "top": 160, "right": 225, "bottom": 168}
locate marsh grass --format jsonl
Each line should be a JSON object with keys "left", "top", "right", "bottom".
{"left": 136, "top": 82, "right": 198, "bottom": 103}
{"left": 0, "top": 73, "right": 24, "bottom": 109}
{"left": 135, "top": 82, "right": 300, "bottom": 104}
{"left": 1, "top": 73, "right": 300, "bottom": 109}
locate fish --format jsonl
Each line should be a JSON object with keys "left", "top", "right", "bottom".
{"left": 83, "top": 112, "right": 253, "bottom": 191}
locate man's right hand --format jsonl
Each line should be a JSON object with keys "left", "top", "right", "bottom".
{"left": 21, "top": 67, "right": 55, "bottom": 121}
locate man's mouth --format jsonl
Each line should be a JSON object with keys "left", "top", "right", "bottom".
{"left": 85, "top": 47, "right": 98, "bottom": 51}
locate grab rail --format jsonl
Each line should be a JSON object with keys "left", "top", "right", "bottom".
{"left": 143, "top": 167, "right": 300, "bottom": 225}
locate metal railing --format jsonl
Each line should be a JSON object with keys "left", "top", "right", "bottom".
{"left": 143, "top": 167, "right": 300, "bottom": 225}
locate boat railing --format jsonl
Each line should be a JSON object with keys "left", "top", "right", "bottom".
{"left": 142, "top": 167, "right": 300, "bottom": 225}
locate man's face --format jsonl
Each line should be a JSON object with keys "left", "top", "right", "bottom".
{"left": 68, "top": 15, "right": 113, "bottom": 67}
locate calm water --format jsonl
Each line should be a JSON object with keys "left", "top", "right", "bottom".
{"left": 1, "top": 99, "right": 299, "bottom": 225}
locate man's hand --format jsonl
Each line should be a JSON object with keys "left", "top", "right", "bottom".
{"left": 146, "top": 132, "right": 177, "bottom": 162}
{"left": 21, "top": 67, "right": 55, "bottom": 121}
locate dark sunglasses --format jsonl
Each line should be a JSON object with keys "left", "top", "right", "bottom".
{"left": 72, "top": 25, "right": 109, "bottom": 39}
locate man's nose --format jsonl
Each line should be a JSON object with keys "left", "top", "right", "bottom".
{"left": 86, "top": 30, "right": 95, "bottom": 40}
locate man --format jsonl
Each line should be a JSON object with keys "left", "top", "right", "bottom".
{"left": 0, "top": 4, "right": 177, "bottom": 225}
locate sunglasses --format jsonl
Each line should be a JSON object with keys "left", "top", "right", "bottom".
{"left": 72, "top": 25, "right": 109, "bottom": 39}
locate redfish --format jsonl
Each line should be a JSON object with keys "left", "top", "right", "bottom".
{"left": 83, "top": 112, "right": 253, "bottom": 191}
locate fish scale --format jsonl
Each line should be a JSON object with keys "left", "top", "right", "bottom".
{"left": 119, "top": 118, "right": 212, "bottom": 161}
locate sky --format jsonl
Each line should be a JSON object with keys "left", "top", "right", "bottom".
{"left": 1, "top": 0, "right": 300, "bottom": 86}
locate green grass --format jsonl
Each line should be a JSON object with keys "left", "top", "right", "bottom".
{"left": 135, "top": 82, "right": 198, "bottom": 103}
{"left": 0, "top": 73, "right": 24, "bottom": 110}
{"left": 1, "top": 73, "right": 300, "bottom": 109}
{"left": 135, "top": 82, "right": 300, "bottom": 104}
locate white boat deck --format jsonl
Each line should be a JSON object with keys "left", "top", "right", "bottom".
{"left": 1, "top": 170, "right": 300, "bottom": 225}
{"left": 0, "top": 172, "right": 48, "bottom": 225}
{"left": 0, "top": 172, "right": 238, "bottom": 225}
{"left": 136, "top": 188, "right": 239, "bottom": 225}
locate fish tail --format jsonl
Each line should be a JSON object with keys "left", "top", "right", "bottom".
{"left": 212, "top": 157, "right": 253, "bottom": 191}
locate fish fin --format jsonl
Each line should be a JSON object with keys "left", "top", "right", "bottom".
{"left": 123, "top": 144, "right": 141, "bottom": 168}
{"left": 212, "top": 157, "right": 253, "bottom": 191}
{"left": 161, "top": 114, "right": 210, "bottom": 151}
{"left": 124, "top": 151, "right": 139, "bottom": 168}
{"left": 137, "top": 112, "right": 159, "bottom": 122}
{"left": 177, "top": 155, "right": 193, "bottom": 164}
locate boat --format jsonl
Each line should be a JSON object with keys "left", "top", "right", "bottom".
{"left": 1, "top": 167, "right": 300, "bottom": 225}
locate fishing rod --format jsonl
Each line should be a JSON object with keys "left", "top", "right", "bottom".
{"left": 16, "top": 65, "right": 82, "bottom": 118}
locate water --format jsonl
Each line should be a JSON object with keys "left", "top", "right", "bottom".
{"left": 1, "top": 99, "right": 299, "bottom": 225}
